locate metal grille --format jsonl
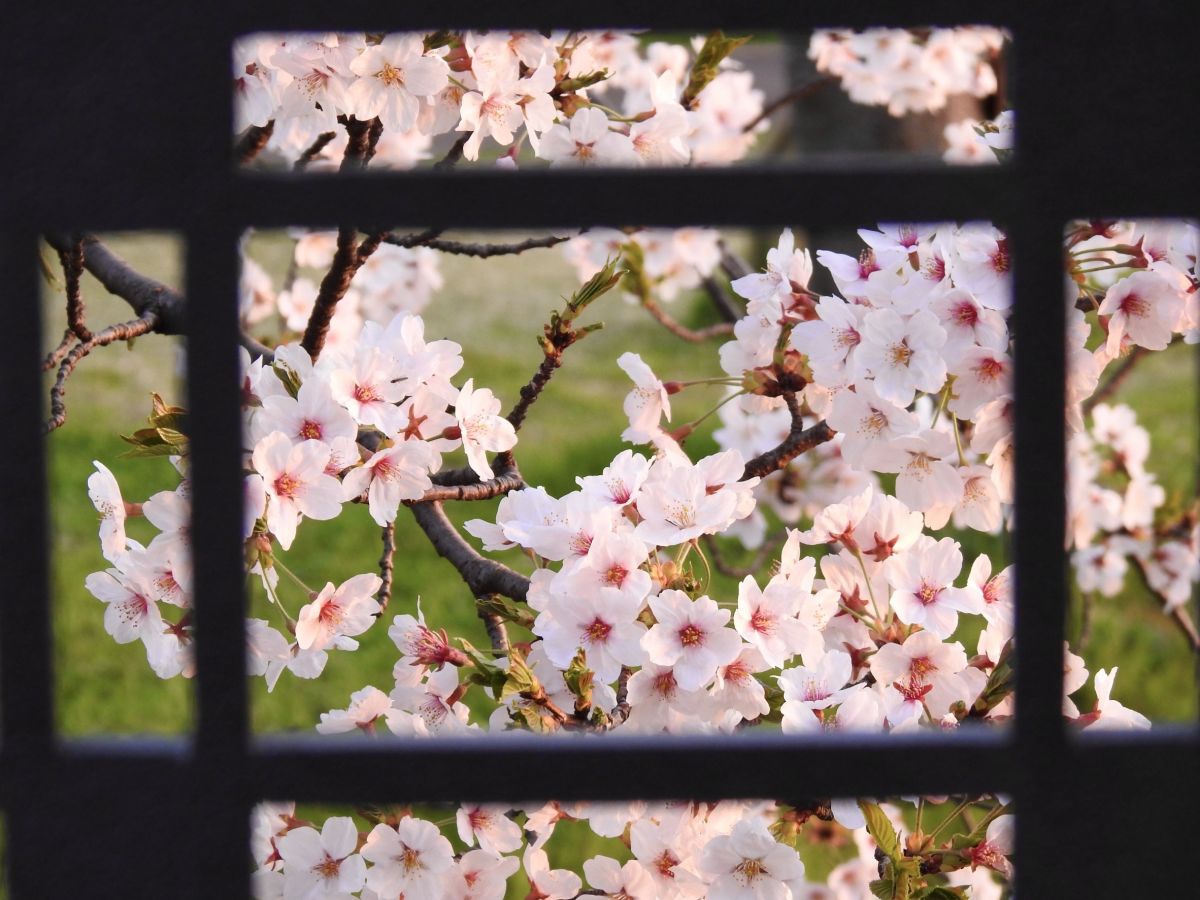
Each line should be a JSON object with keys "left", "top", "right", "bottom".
{"left": 1, "top": 2, "right": 1196, "bottom": 896}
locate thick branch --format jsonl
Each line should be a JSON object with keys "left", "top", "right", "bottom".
{"left": 235, "top": 120, "right": 275, "bottom": 164}
{"left": 45, "top": 233, "right": 185, "bottom": 333}
{"left": 408, "top": 501, "right": 531, "bottom": 601}
{"left": 300, "top": 226, "right": 381, "bottom": 360}
{"left": 45, "top": 312, "right": 160, "bottom": 433}
{"left": 409, "top": 454, "right": 525, "bottom": 503}
{"left": 741, "top": 393, "right": 834, "bottom": 480}
{"left": 642, "top": 296, "right": 734, "bottom": 343}
{"left": 701, "top": 275, "right": 743, "bottom": 323}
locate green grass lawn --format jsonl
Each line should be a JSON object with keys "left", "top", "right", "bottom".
{"left": 31, "top": 229, "right": 1196, "bottom": 896}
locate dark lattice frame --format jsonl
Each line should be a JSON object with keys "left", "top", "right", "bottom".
{"left": 2, "top": 3, "right": 1197, "bottom": 897}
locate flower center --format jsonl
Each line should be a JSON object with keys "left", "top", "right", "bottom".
{"left": 733, "top": 858, "right": 768, "bottom": 885}
{"left": 863, "top": 409, "right": 889, "bottom": 435}
{"left": 889, "top": 341, "right": 914, "bottom": 367}
{"left": 298, "top": 419, "right": 323, "bottom": 440}
{"left": 974, "top": 356, "right": 1005, "bottom": 382}
{"left": 916, "top": 582, "right": 940, "bottom": 605}
{"left": 954, "top": 300, "right": 979, "bottom": 326}
{"left": 312, "top": 854, "right": 342, "bottom": 879}
{"left": 678, "top": 624, "right": 704, "bottom": 647}
{"left": 353, "top": 383, "right": 380, "bottom": 403}
{"left": 376, "top": 62, "right": 405, "bottom": 87}
{"left": 604, "top": 564, "right": 628, "bottom": 587}
{"left": 749, "top": 608, "right": 775, "bottom": 635}
{"left": 1119, "top": 292, "right": 1150, "bottom": 318}
{"left": 273, "top": 473, "right": 300, "bottom": 499}
{"left": 400, "top": 845, "right": 423, "bottom": 873}
{"left": 584, "top": 618, "right": 612, "bottom": 644}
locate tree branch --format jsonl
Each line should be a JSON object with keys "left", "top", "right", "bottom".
{"left": 45, "top": 311, "right": 160, "bottom": 433}
{"left": 58, "top": 238, "right": 92, "bottom": 341}
{"left": 703, "top": 531, "right": 789, "bottom": 579}
{"left": 642, "top": 295, "right": 734, "bottom": 343}
{"left": 383, "top": 233, "right": 572, "bottom": 259}
{"left": 407, "top": 454, "right": 525, "bottom": 503}
{"left": 294, "top": 131, "right": 337, "bottom": 172}
{"left": 1082, "top": 346, "right": 1148, "bottom": 415}
{"left": 741, "top": 76, "right": 836, "bottom": 134}
{"left": 408, "top": 501, "right": 531, "bottom": 602}
{"left": 235, "top": 120, "right": 275, "bottom": 164}
{"left": 741, "top": 393, "right": 834, "bottom": 480}
{"left": 701, "top": 275, "right": 743, "bottom": 323}
{"left": 377, "top": 523, "right": 396, "bottom": 613}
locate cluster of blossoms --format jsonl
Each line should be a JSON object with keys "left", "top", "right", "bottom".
{"left": 241, "top": 231, "right": 444, "bottom": 348}
{"left": 252, "top": 797, "right": 1014, "bottom": 900}
{"left": 1070, "top": 403, "right": 1199, "bottom": 609}
{"left": 234, "top": 30, "right": 766, "bottom": 170}
{"left": 86, "top": 311, "right": 519, "bottom": 686}
{"left": 809, "top": 28, "right": 1005, "bottom": 117}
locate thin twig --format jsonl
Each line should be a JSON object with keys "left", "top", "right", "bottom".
{"left": 741, "top": 393, "right": 835, "bottom": 480}
{"left": 703, "top": 531, "right": 789, "bottom": 579}
{"left": 294, "top": 131, "right": 337, "bottom": 172}
{"left": 479, "top": 608, "right": 510, "bottom": 654}
{"left": 58, "top": 239, "right": 92, "bottom": 341}
{"left": 378, "top": 523, "right": 396, "bottom": 613}
{"left": 642, "top": 296, "right": 734, "bottom": 343}
{"left": 1083, "top": 346, "right": 1148, "bottom": 414}
{"left": 383, "top": 233, "right": 572, "bottom": 259}
{"left": 43, "top": 329, "right": 77, "bottom": 372}
{"left": 45, "top": 312, "right": 160, "bottom": 433}
{"left": 741, "top": 77, "right": 836, "bottom": 134}
{"left": 718, "top": 243, "right": 753, "bottom": 281}
{"left": 435, "top": 135, "right": 469, "bottom": 171}
{"left": 235, "top": 120, "right": 275, "bottom": 164}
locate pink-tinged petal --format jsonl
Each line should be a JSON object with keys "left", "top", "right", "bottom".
{"left": 321, "top": 816, "right": 360, "bottom": 859}
{"left": 267, "top": 498, "right": 298, "bottom": 550}
{"left": 297, "top": 476, "right": 343, "bottom": 520}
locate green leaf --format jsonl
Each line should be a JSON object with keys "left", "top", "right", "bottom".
{"left": 859, "top": 801, "right": 902, "bottom": 865}
{"left": 912, "top": 888, "right": 969, "bottom": 900}
{"left": 563, "top": 650, "right": 594, "bottom": 714}
{"left": 870, "top": 879, "right": 895, "bottom": 900}
{"left": 680, "top": 31, "right": 751, "bottom": 109}
{"left": 474, "top": 595, "right": 535, "bottom": 630}
{"left": 500, "top": 648, "right": 541, "bottom": 702}
{"left": 558, "top": 69, "right": 610, "bottom": 92}
{"left": 457, "top": 639, "right": 506, "bottom": 695}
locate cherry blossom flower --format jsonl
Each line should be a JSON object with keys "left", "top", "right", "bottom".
{"left": 295, "top": 573, "right": 382, "bottom": 652}
{"left": 537, "top": 107, "right": 637, "bottom": 166}
{"left": 698, "top": 819, "right": 805, "bottom": 900}
{"left": 856, "top": 307, "right": 948, "bottom": 407}
{"left": 885, "top": 537, "right": 981, "bottom": 638}
{"left": 1082, "top": 667, "right": 1151, "bottom": 731}
{"left": 341, "top": 439, "right": 440, "bottom": 525}
{"left": 642, "top": 590, "right": 743, "bottom": 690}
{"left": 315, "top": 685, "right": 397, "bottom": 734}
{"left": 88, "top": 460, "right": 128, "bottom": 562}
{"left": 456, "top": 805, "right": 523, "bottom": 855}
{"left": 534, "top": 586, "right": 647, "bottom": 683}
{"left": 1098, "top": 270, "right": 1185, "bottom": 355}
{"left": 453, "top": 378, "right": 518, "bottom": 480}
{"left": 276, "top": 817, "right": 366, "bottom": 900}
{"left": 826, "top": 382, "right": 920, "bottom": 470}
{"left": 617, "top": 352, "right": 672, "bottom": 442}
{"left": 347, "top": 35, "right": 450, "bottom": 132}
{"left": 734, "top": 575, "right": 821, "bottom": 667}
{"left": 253, "top": 432, "right": 343, "bottom": 550}
{"left": 584, "top": 856, "right": 657, "bottom": 899}
{"left": 362, "top": 817, "right": 455, "bottom": 899}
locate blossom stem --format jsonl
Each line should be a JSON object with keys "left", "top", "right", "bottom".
{"left": 274, "top": 558, "right": 317, "bottom": 596}
{"left": 928, "top": 797, "right": 978, "bottom": 842}
{"left": 951, "top": 414, "right": 968, "bottom": 466}
{"left": 689, "top": 389, "right": 746, "bottom": 430}
{"left": 851, "top": 547, "right": 885, "bottom": 627}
